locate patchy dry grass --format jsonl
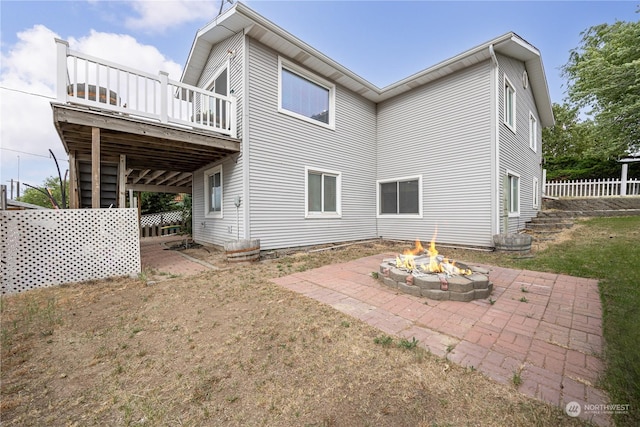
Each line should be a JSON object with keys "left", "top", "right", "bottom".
{"left": 1, "top": 241, "right": 589, "bottom": 426}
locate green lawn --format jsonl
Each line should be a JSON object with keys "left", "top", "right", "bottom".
{"left": 489, "top": 216, "right": 639, "bottom": 426}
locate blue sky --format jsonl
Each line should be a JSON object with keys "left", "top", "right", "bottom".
{"left": 1, "top": 0, "right": 638, "bottom": 193}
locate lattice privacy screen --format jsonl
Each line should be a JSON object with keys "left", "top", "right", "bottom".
{"left": 1, "top": 209, "right": 141, "bottom": 294}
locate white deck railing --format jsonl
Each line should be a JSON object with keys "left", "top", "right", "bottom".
{"left": 55, "top": 39, "right": 236, "bottom": 138}
{"left": 545, "top": 178, "right": 640, "bottom": 198}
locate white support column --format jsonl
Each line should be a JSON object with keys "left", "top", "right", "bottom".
{"left": 542, "top": 168, "right": 547, "bottom": 197}
{"left": 55, "top": 39, "right": 69, "bottom": 102}
{"left": 229, "top": 94, "right": 237, "bottom": 139}
{"left": 621, "top": 163, "right": 629, "bottom": 196}
{"left": 159, "top": 71, "right": 169, "bottom": 124}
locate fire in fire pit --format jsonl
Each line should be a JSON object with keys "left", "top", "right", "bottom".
{"left": 378, "top": 236, "right": 493, "bottom": 302}
{"left": 395, "top": 238, "right": 472, "bottom": 276}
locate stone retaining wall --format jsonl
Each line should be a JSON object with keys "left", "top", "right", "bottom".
{"left": 542, "top": 196, "right": 640, "bottom": 213}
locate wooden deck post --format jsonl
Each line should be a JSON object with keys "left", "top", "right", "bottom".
{"left": 68, "top": 151, "right": 79, "bottom": 208}
{"left": 118, "top": 154, "right": 127, "bottom": 207}
{"left": 92, "top": 127, "right": 101, "bottom": 208}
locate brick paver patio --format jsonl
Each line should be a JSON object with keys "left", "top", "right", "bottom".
{"left": 272, "top": 253, "right": 611, "bottom": 426}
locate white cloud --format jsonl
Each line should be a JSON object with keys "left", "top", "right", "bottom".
{"left": 69, "top": 30, "right": 182, "bottom": 78}
{"left": 0, "top": 25, "right": 183, "bottom": 189}
{"left": 125, "top": 0, "right": 219, "bottom": 33}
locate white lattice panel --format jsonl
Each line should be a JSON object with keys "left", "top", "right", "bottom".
{"left": 140, "top": 210, "right": 182, "bottom": 227}
{"left": 1, "top": 209, "right": 141, "bottom": 294}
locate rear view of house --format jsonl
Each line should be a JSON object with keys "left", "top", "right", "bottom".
{"left": 187, "top": 3, "right": 553, "bottom": 250}
{"left": 52, "top": 2, "right": 554, "bottom": 251}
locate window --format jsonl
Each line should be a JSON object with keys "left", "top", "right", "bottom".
{"left": 202, "top": 65, "right": 229, "bottom": 129}
{"left": 279, "top": 58, "right": 335, "bottom": 128}
{"left": 529, "top": 112, "right": 537, "bottom": 152}
{"left": 204, "top": 165, "right": 223, "bottom": 218}
{"left": 504, "top": 76, "right": 516, "bottom": 132}
{"left": 377, "top": 176, "right": 422, "bottom": 217}
{"left": 533, "top": 177, "right": 539, "bottom": 209}
{"left": 305, "top": 167, "right": 341, "bottom": 218}
{"left": 506, "top": 171, "right": 520, "bottom": 216}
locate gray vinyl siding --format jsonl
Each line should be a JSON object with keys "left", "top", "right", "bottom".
{"left": 246, "top": 38, "right": 377, "bottom": 250}
{"left": 192, "top": 156, "right": 245, "bottom": 247}
{"left": 376, "top": 61, "right": 494, "bottom": 247}
{"left": 192, "top": 32, "right": 246, "bottom": 247}
{"left": 498, "top": 54, "right": 543, "bottom": 234}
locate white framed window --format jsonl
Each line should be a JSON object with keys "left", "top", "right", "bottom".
{"left": 529, "top": 112, "right": 538, "bottom": 152}
{"left": 305, "top": 167, "right": 341, "bottom": 218}
{"left": 504, "top": 75, "right": 516, "bottom": 132}
{"left": 533, "top": 177, "right": 539, "bottom": 209}
{"left": 376, "top": 175, "right": 422, "bottom": 218}
{"left": 204, "top": 165, "right": 223, "bottom": 218}
{"left": 506, "top": 170, "right": 520, "bottom": 217}
{"left": 278, "top": 57, "right": 335, "bottom": 129}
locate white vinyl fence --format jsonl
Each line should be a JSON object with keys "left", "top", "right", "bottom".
{"left": 545, "top": 178, "right": 640, "bottom": 198}
{"left": 1, "top": 208, "right": 140, "bottom": 294}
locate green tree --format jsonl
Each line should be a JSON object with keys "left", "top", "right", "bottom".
{"left": 139, "top": 192, "right": 181, "bottom": 215}
{"left": 562, "top": 16, "right": 640, "bottom": 157}
{"left": 542, "top": 103, "right": 595, "bottom": 160}
{"left": 18, "top": 176, "right": 68, "bottom": 209}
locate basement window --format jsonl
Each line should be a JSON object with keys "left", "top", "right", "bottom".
{"left": 306, "top": 167, "right": 341, "bottom": 218}
{"left": 507, "top": 171, "right": 520, "bottom": 217}
{"left": 377, "top": 176, "right": 422, "bottom": 217}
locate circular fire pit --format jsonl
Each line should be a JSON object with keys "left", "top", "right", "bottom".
{"left": 378, "top": 259, "right": 492, "bottom": 301}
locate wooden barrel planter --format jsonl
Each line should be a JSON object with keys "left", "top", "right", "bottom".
{"left": 67, "top": 83, "right": 118, "bottom": 106}
{"left": 493, "top": 233, "right": 532, "bottom": 253}
{"left": 224, "top": 239, "right": 260, "bottom": 263}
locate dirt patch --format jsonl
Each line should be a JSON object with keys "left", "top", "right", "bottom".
{"left": 2, "top": 241, "right": 588, "bottom": 426}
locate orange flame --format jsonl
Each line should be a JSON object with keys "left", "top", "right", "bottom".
{"left": 395, "top": 239, "right": 424, "bottom": 269}
{"left": 404, "top": 239, "right": 424, "bottom": 256}
{"left": 394, "top": 230, "right": 472, "bottom": 276}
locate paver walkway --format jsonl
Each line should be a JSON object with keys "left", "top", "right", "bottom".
{"left": 272, "top": 253, "right": 611, "bottom": 426}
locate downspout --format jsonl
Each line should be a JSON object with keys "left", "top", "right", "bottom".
{"left": 241, "top": 30, "right": 251, "bottom": 239}
{"left": 489, "top": 44, "right": 501, "bottom": 236}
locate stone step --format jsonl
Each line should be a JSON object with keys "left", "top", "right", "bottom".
{"left": 527, "top": 216, "right": 573, "bottom": 223}
{"left": 526, "top": 228, "right": 565, "bottom": 235}
{"left": 525, "top": 222, "right": 573, "bottom": 231}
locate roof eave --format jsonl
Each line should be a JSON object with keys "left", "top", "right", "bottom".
{"left": 183, "top": 4, "right": 554, "bottom": 126}
{"left": 181, "top": 6, "right": 252, "bottom": 86}
{"left": 493, "top": 34, "right": 554, "bottom": 127}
